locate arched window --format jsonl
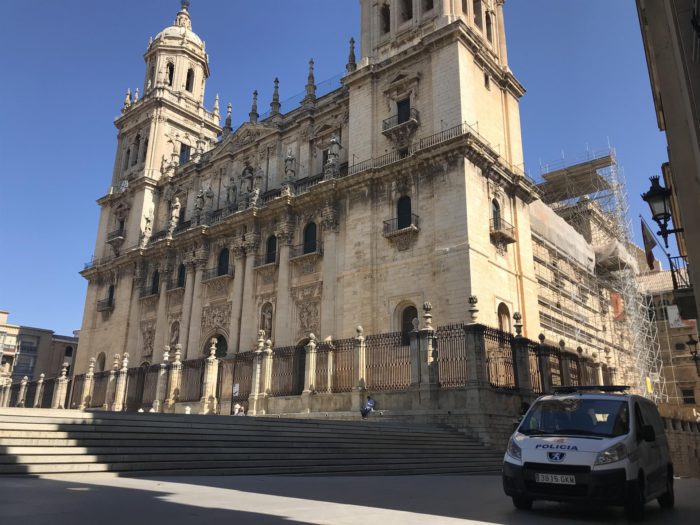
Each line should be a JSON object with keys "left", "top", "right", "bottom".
{"left": 149, "top": 66, "right": 155, "bottom": 87}
{"left": 473, "top": 0, "right": 483, "bottom": 29}
{"left": 485, "top": 12, "right": 493, "bottom": 42}
{"left": 141, "top": 139, "right": 149, "bottom": 162}
{"left": 400, "top": 0, "right": 413, "bottom": 22}
{"left": 64, "top": 346, "right": 74, "bottom": 358}
{"left": 397, "top": 195, "right": 412, "bottom": 229}
{"left": 380, "top": 4, "right": 391, "bottom": 34}
{"left": 217, "top": 248, "right": 230, "bottom": 276}
{"left": 491, "top": 199, "right": 501, "bottom": 229}
{"left": 151, "top": 270, "right": 160, "bottom": 296}
{"left": 401, "top": 305, "right": 418, "bottom": 345}
{"left": 176, "top": 263, "right": 186, "bottom": 288}
{"left": 265, "top": 235, "right": 277, "bottom": 264}
{"left": 123, "top": 148, "right": 130, "bottom": 170}
{"left": 260, "top": 302, "right": 274, "bottom": 340}
{"left": 96, "top": 352, "right": 106, "bottom": 372}
{"left": 185, "top": 68, "right": 195, "bottom": 92}
{"left": 107, "top": 284, "right": 115, "bottom": 304}
{"left": 303, "top": 223, "right": 317, "bottom": 254}
{"left": 497, "top": 302, "right": 511, "bottom": 333}
{"left": 166, "top": 62, "right": 174, "bottom": 86}
{"left": 132, "top": 135, "right": 140, "bottom": 166}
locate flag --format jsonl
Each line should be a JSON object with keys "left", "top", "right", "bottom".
{"left": 641, "top": 218, "right": 658, "bottom": 270}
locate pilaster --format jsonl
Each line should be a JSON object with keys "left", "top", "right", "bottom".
{"left": 80, "top": 357, "right": 96, "bottom": 410}
{"left": 153, "top": 266, "right": 171, "bottom": 359}
{"left": 152, "top": 347, "right": 170, "bottom": 413}
{"left": 301, "top": 334, "right": 318, "bottom": 413}
{"left": 185, "top": 258, "right": 206, "bottom": 359}
{"left": 112, "top": 353, "right": 130, "bottom": 412}
{"left": 200, "top": 338, "right": 219, "bottom": 414}
{"left": 274, "top": 236, "right": 292, "bottom": 345}
{"left": 166, "top": 344, "right": 182, "bottom": 410}
{"left": 179, "top": 262, "right": 196, "bottom": 356}
{"left": 239, "top": 235, "right": 259, "bottom": 352}
{"left": 228, "top": 240, "right": 246, "bottom": 353}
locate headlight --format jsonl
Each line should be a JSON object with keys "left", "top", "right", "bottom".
{"left": 594, "top": 442, "right": 628, "bottom": 466}
{"left": 507, "top": 436, "right": 522, "bottom": 461}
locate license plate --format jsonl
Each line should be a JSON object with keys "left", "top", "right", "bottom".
{"left": 535, "top": 473, "right": 576, "bottom": 485}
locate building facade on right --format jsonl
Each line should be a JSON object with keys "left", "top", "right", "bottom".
{"left": 636, "top": 0, "right": 700, "bottom": 323}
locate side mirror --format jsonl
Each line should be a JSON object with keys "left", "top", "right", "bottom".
{"left": 640, "top": 424, "right": 656, "bottom": 442}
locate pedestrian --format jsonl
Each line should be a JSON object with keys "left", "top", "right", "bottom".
{"left": 360, "top": 395, "right": 375, "bottom": 420}
{"left": 233, "top": 403, "right": 245, "bottom": 416}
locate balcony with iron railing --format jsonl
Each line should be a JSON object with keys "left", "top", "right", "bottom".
{"left": 202, "top": 265, "right": 234, "bottom": 282}
{"left": 106, "top": 227, "right": 125, "bottom": 243}
{"left": 289, "top": 241, "right": 324, "bottom": 260}
{"left": 139, "top": 284, "right": 160, "bottom": 298}
{"left": 167, "top": 278, "right": 186, "bottom": 291}
{"left": 383, "top": 214, "right": 420, "bottom": 236}
{"left": 254, "top": 252, "right": 279, "bottom": 268}
{"left": 382, "top": 108, "right": 420, "bottom": 133}
{"left": 96, "top": 297, "right": 114, "bottom": 312}
{"left": 670, "top": 255, "right": 696, "bottom": 319}
{"left": 489, "top": 218, "right": 517, "bottom": 245}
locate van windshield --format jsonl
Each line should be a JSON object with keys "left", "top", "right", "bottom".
{"left": 519, "top": 398, "right": 629, "bottom": 438}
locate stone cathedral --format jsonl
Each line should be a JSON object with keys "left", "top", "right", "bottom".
{"left": 76, "top": 0, "right": 638, "bottom": 387}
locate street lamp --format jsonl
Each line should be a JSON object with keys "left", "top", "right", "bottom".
{"left": 687, "top": 334, "right": 700, "bottom": 376}
{"left": 641, "top": 176, "right": 683, "bottom": 248}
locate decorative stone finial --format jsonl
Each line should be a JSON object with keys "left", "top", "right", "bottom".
{"left": 513, "top": 311, "right": 523, "bottom": 337}
{"left": 112, "top": 354, "right": 121, "bottom": 370}
{"left": 133, "top": 88, "right": 139, "bottom": 103}
{"left": 123, "top": 88, "right": 132, "bottom": 110}
{"left": 61, "top": 363, "right": 69, "bottom": 378}
{"left": 468, "top": 295, "right": 479, "bottom": 323}
{"left": 356, "top": 326, "right": 364, "bottom": 337}
{"left": 213, "top": 93, "right": 220, "bottom": 117}
{"left": 559, "top": 339, "right": 566, "bottom": 350}
{"left": 346, "top": 37, "right": 357, "bottom": 73}
{"left": 222, "top": 102, "right": 232, "bottom": 135}
{"left": 173, "top": 344, "right": 182, "bottom": 362}
{"left": 270, "top": 78, "right": 281, "bottom": 116}
{"left": 209, "top": 337, "right": 218, "bottom": 358}
{"left": 175, "top": 0, "right": 192, "bottom": 30}
{"left": 249, "top": 90, "right": 259, "bottom": 123}
{"left": 88, "top": 357, "right": 96, "bottom": 374}
{"left": 422, "top": 302, "right": 434, "bottom": 330}
{"left": 304, "top": 59, "right": 316, "bottom": 105}
{"left": 538, "top": 333, "right": 545, "bottom": 344}
{"left": 163, "top": 346, "right": 170, "bottom": 363}
{"left": 576, "top": 346, "right": 584, "bottom": 356}
{"left": 121, "top": 352, "right": 130, "bottom": 370}
{"left": 264, "top": 339, "right": 273, "bottom": 354}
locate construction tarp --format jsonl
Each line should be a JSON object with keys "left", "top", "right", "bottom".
{"left": 529, "top": 200, "right": 595, "bottom": 272}
{"left": 593, "top": 239, "right": 639, "bottom": 274}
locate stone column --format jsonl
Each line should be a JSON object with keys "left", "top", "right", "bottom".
{"left": 248, "top": 332, "right": 265, "bottom": 415}
{"left": 320, "top": 206, "right": 339, "bottom": 338}
{"left": 33, "top": 373, "right": 45, "bottom": 409}
{"left": 301, "top": 334, "right": 318, "bottom": 413}
{"left": 153, "top": 266, "right": 171, "bottom": 359}
{"left": 104, "top": 354, "right": 120, "bottom": 410}
{"left": 166, "top": 345, "right": 182, "bottom": 410}
{"left": 200, "top": 338, "right": 219, "bottom": 415}
{"left": 228, "top": 240, "right": 246, "bottom": 353}
{"left": 495, "top": 0, "right": 509, "bottom": 68}
{"left": 185, "top": 258, "right": 206, "bottom": 359}
{"left": 238, "top": 236, "right": 260, "bottom": 352}
{"left": 260, "top": 338, "right": 274, "bottom": 414}
{"left": 409, "top": 325, "right": 420, "bottom": 387}
{"left": 351, "top": 326, "right": 366, "bottom": 412}
{"left": 511, "top": 336, "right": 533, "bottom": 398}
{"left": 535, "top": 335, "right": 552, "bottom": 394}
{"left": 273, "top": 235, "right": 292, "bottom": 345}
{"left": 52, "top": 363, "right": 70, "bottom": 409}
{"left": 152, "top": 347, "right": 170, "bottom": 413}
{"left": 112, "top": 353, "right": 130, "bottom": 412}
{"left": 326, "top": 343, "right": 334, "bottom": 393}
{"left": 418, "top": 303, "right": 439, "bottom": 409}
{"left": 80, "top": 357, "right": 96, "bottom": 410}
{"left": 179, "top": 263, "right": 196, "bottom": 356}
{"left": 18, "top": 376, "right": 28, "bottom": 408}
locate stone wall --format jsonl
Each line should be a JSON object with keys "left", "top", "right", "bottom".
{"left": 664, "top": 417, "right": 700, "bottom": 478}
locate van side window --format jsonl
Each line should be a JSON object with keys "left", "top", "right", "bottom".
{"left": 640, "top": 401, "right": 665, "bottom": 437}
{"left": 634, "top": 403, "right": 645, "bottom": 438}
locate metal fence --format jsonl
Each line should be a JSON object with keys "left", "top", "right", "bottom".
{"left": 527, "top": 341, "right": 544, "bottom": 394}
{"left": 365, "top": 332, "right": 411, "bottom": 391}
{"left": 436, "top": 324, "right": 468, "bottom": 388}
{"left": 91, "top": 371, "right": 111, "bottom": 408}
{"left": 269, "top": 346, "right": 305, "bottom": 397}
{"left": 314, "top": 343, "right": 331, "bottom": 393}
{"left": 25, "top": 381, "right": 38, "bottom": 408}
{"left": 330, "top": 338, "right": 355, "bottom": 393}
{"left": 140, "top": 364, "right": 161, "bottom": 409}
{"left": 231, "top": 352, "right": 255, "bottom": 404}
{"left": 125, "top": 366, "right": 146, "bottom": 411}
{"left": 179, "top": 359, "right": 205, "bottom": 403}
{"left": 563, "top": 353, "right": 580, "bottom": 386}
{"left": 69, "top": 374, "right": 85, "bottom": 409}
{"left": 40, "top": 378, "right": 56, "bottom": 408}
{"left": 484, "top": 327, "right": 516, "bottom": 389}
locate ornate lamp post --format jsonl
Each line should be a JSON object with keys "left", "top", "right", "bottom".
{"left": 642, "top": 176, "right": 682, "bottom": 248}
{"left": 687, "top": 334, "right": 700, "bottom": 376}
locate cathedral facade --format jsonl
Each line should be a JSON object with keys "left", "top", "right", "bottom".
{"left": 76, "top": 1, "right": 637, "bottom": 388}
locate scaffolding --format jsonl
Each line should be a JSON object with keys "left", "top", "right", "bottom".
{"left": 535, "top": 148, "right": 667, "bottom": 402}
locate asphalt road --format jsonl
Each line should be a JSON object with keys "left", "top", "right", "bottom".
{"left": 0, "top": 473, "right": 698, "bottom": 524}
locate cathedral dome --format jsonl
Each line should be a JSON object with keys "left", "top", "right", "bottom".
{"left": 153, "top": 1, "right": 203, "bottom": 49}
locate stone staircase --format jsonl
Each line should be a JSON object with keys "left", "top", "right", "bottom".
{"left": 0, "top": 408, "right": 504, "bottom": 476}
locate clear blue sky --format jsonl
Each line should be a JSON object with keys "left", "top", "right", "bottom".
{"left": 0, "top": 1, "right": 667, "bottom": 335}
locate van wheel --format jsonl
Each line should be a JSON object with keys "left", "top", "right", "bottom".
{"left": 658, "top": 469, "right": 674, "bottom": 509}
{"left": 625, "top": 478, "right": 645, "bottom": 522}
{"left": 512, "top": 495, "right": 533, "bottom": 510}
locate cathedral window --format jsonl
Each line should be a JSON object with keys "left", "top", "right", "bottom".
{"left": 185, "top": 68, "right": 195, "bottom": 92}
{"left": 484, "top": 72, "right": 491, "bottom": 90}
{"left": 486, "top": 12, "right": 493, "bottom": 42}
{"left": 303, "top": 223, "right": 317, "bottom": 254}
{"left": 400, "top": 0, "right": 413, "bottom": 22}
{"left": 150, "top": 270, "right": 160, "bottom": 296}
{"left": 149, "top": 66, "right": 155, "bottom": 87}
{"left": 265, "top": 235, "right": 278, "bottom": 265}
{"left": 473, "top": 0, "right": 483, "bottom": 29}
{"left": 167, "top": 63, "right": 174, "bottom": 87}
{"left": 497, "top": 302, "right": 511, "bottom": 333}
{"left": 217, "top": 248, "right": 230, "bottom": 276}
{"left": 400, "top": 304, "right": 418, "bottom": 345}
{"left": 96, "top": 352, "right": 106, "bottom": 372}
{"left": 397, "top": 196, "right": 412, "bottom": 229}
{"left": 491, "top": 199, "right": 501, "bottom": 229}
{"left": 132, "top": 135, "right": 141, "bottom": 166}
{"left": 142, "top": 139, "right": 149, "bottom": 162}
{"left": 423, "top": 0, "right": 434, "bottom": 12}
{"left": 123, "top": 148, "right": 131, "bottom": 171}
{"left": 380, "top": 4, "right": 391, "bottom": 35}
{"left": 397, "top": 98, "right": 411, "bottom": 124}
{"left": 176, "top": 263, "right": 186, "bottom": 288}
{"left": 107, "top": 284, "right": 115, "bottom": 304}
{"left": 179, "top": 144, "right": 191, "bottom": 165}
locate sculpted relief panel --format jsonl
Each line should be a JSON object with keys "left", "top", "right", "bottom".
{"left": 201, "top": 301, "right": 232, "bottom": 331}
{"left": 292, "top": 283, "right": 322, "bottom": 339}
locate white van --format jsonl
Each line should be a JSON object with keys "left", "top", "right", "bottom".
{"left": 502, "top": 386, "right": 674, "bottom": 521}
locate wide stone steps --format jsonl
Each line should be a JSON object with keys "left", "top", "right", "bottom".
{"left": 0, "top": 408, "right": 504, "bottom": 476}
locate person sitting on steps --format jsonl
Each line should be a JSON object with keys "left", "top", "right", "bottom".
{"left": 360, "top": 395, "right": 375, "bottom": 420}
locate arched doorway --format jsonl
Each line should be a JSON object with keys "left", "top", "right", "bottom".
{"left": 95, "top": 352, "right": 106, "bottom": 372}
{"left": 400, "top": 304, "right": 418, "bottom": 345}
{"left": 497, "top": 302, "right": 511, "bottom": 333}
{"left": 204, "top": 334, "right": 228, "bottom": 358}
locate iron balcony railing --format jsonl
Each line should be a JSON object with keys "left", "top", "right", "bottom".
{"left": 254, "top": 253, "right": 279, "bottom": 268}
{"left": 148, "top": 230, "right": 168, "bottom": 244}
{"left": 383, "top": 214, "right": 420, "bottom": 235}
{"left": 202, "top": 266, "right": 234, "bottom": 281}
{"left": 139, "top": 285, "right": 160, "bottom": 298}
{"left": 382, "top": 108, "right": 420, "bottom": 132}
{"left": 96, "top": 297, "right": 114, "bottom": 312}
{"left": 489, "top": 218, "right": 516, "bottom": 244}
{"left": 289, "top": 241, "right": 324, "bottom": 259}
{"left": 167, "top": 278, "right": 186, "bottom": 291}
{"left": 174, "top": 219, "right": 192, "bottom": 234}
{"left": 106, "top": 228, "right": 125, "bottom": 242}
{"left": 670, "top": 255, "right": 691, "bottom": 290}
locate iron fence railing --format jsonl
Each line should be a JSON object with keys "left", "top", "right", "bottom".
{"left": 96, "top": 297, "right": 114, "bottom": 312}
{"left": 365, "top": 332, "right": 411, "bottom": 391}
{"left": 231, "top": 351, "right": 256, "bottom": 404}
{"left": 90, "top": 371, "right": 111, "bottom": 408}
{"left": 179, "top": 359, "right": 205, "bottom": 403}
{"left": 40, "top": 378, "right": 56, "bottom": 408}
{"left": 289, "top": 241, "right": 323, "bottom": 259}
{"left": 269, "top": 346, "right": 305, "bottom": 397}
{"left": 435, "top": 324, "right": 468, "bottom": 388}
{"left": 125, "top": 366, "right": 146, "bottom": 411}
{"left": 382, "top": 108, "right": 420, "bottom": 131}
{"left": 670, "top": 255, "right": 691, "bottom": 289}
{"left": 330, "top": 338, "right": 355, "bottom": 393}
{"left": 484, "top": 327, "right": 516, "bottom": 390}
{"left": 202, "top": 266, "right": 234, "bottom": 282}
{"left": 140, "top": 364, "right": 161, "bottom": 409}
{"left": 383, "top": 214, "right": 420, "bottom": 235}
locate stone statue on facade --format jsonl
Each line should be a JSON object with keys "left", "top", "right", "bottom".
{"left": 284, "top": 150, "right": 296, "bottom": 181}
{"left": 139, "top": 215, "right": 153, "bottom": 248}
{"left": 242, "top": 164, "right": 255, "bottom": 192}
{"left": 248, "top": 187, "right": 261, "bottom": 209}
{"left": 225, "top": 176, "right": 237, "bottom": 209}
{"left": 193, "top": 189, "right": 204, "bottom": 223}
{"left": 204, "top": 186, "right": 215, "bottom": 212}
{"left": 261, "top": 307, "right": 273, "bottom": 339}
{"left": 324, "top": 135, "right": 341, "bottom": 180}
{"left": 167, "top": 197, "right": 181, "bottom": 238}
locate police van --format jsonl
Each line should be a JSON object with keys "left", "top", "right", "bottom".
{"left": 502, "top": 386, "right": 674, "bottom": 521}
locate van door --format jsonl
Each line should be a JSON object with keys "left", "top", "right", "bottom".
{"left": 640, "top": 401, "right": 667, "bottom": 495}
{"left": 634, "top": 401, "right": 661, "bottom": 496}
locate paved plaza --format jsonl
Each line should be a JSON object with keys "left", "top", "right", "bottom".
{"left": 1, "top": 473, "right": 698, "bottom": 524}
